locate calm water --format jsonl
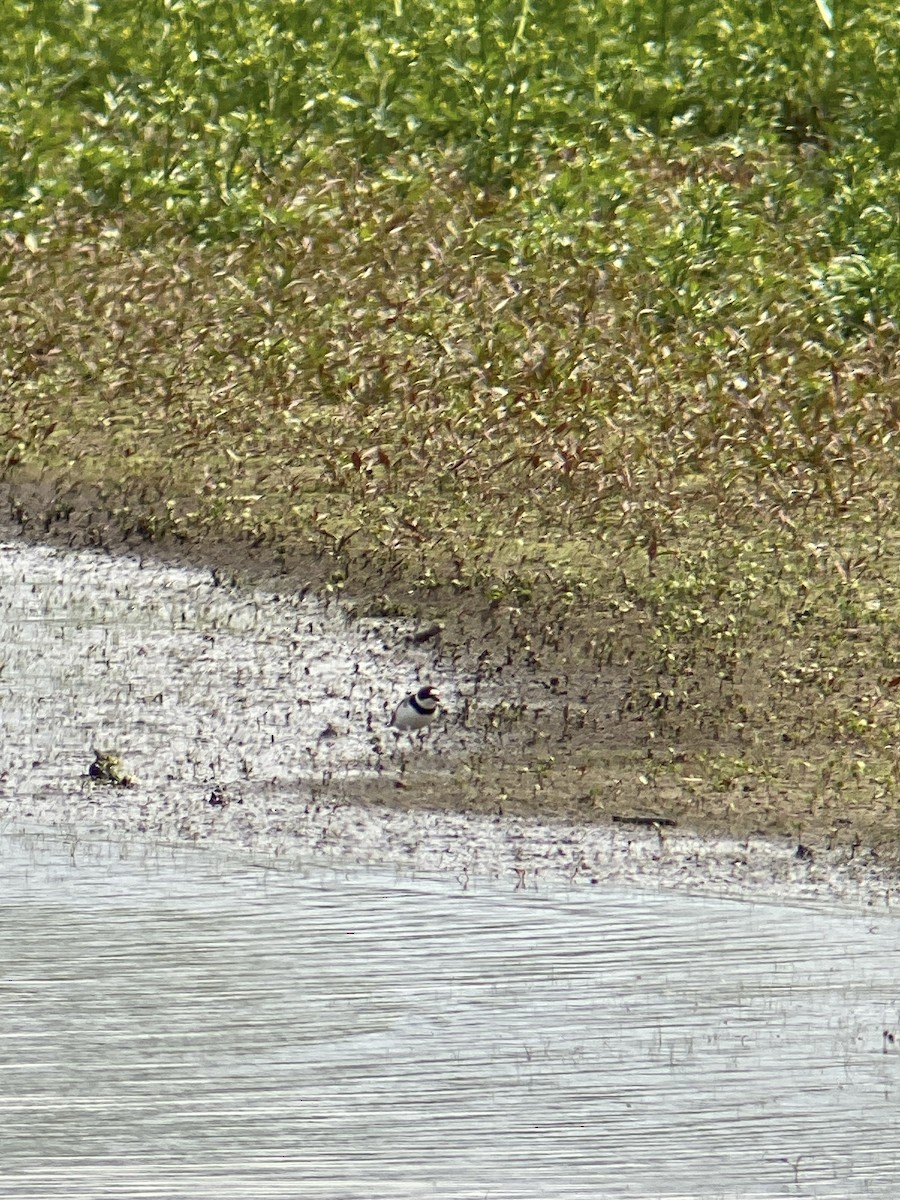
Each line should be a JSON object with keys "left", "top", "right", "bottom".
{"left": 1, "top": 829, "right": 898, "bottom": 1199}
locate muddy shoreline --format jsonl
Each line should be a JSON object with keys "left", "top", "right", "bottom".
{"left": 1, "top": 486, "right": 899, "bottom": 902}
{"left": 4, "top": 774, "right": 898, "bottom": 911}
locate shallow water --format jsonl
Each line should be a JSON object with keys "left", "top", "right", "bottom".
{"left": 1, "top": 828, "right": 899, "bottom": 1199}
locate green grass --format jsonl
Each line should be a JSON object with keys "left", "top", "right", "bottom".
{"left": 2, "top": 0, "right": 899, "bottom": 841}
{"left": 3, "top": 0, "right": 899, "bottom": 210}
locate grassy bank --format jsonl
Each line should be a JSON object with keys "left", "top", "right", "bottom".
{"left": 2, "top": 0, "right": 899, "bottom": 845}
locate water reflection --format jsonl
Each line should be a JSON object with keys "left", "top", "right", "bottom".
{"left": 1, "top": 829, "right": 897, "bottom": 1198}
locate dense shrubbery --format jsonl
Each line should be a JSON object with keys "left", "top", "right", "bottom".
{"left": 2, "top": 1, "right": 897, "bottom": 321}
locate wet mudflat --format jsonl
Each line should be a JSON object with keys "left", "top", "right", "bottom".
{"left": 0, "top": 535, "right": 895, "bottom": 903}
{"left": 1, "top": 827, "right": 899, "bottom": 1199}
{"left": 0, "top": 535, "right": 471, "bottom": 799}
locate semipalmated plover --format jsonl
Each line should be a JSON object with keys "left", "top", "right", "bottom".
{"left": 391, "top": 685, "right": 440, "bottom": 731}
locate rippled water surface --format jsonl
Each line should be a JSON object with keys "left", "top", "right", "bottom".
{"left": 2, "top": 829, "right": 898, "bottom": 1199}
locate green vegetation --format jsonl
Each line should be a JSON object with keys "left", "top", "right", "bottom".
{"left": 2, "top": 0, "right": 898, "bottom": 844}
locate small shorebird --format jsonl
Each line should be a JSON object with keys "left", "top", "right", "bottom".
{"left": 391, "top": 685, "right": 440, "bottom": 731}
